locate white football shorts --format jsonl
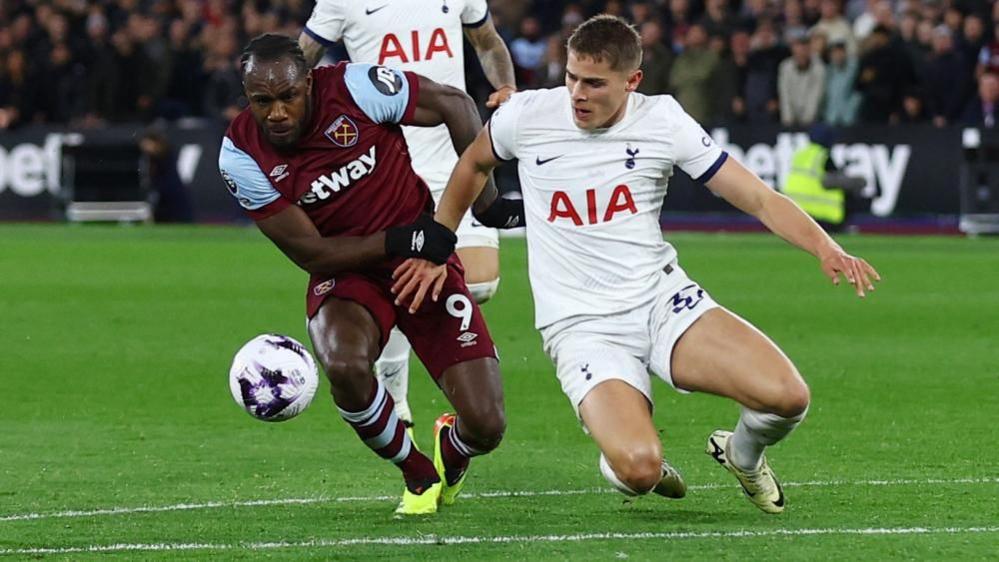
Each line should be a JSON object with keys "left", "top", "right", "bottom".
{"left": 540, "top": 263, "right": 719, "bottom": 420}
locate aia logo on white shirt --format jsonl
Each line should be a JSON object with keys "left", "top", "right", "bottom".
{"left": 548, "top": 184, "right": 638, "bottom": 226}
{"left": 378, "top": 28, "right": 454, "bottom": 65}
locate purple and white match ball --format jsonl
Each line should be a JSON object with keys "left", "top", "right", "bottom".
{"left": 228, "top": 334, "right": 319, "bottom": 422}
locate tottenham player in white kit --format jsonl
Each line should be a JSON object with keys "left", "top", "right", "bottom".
{"left": 393, "top": 15, "right": 881, "bottom": 514}
{"left": 299, "top": 0, "right": 516, "bottom": 434}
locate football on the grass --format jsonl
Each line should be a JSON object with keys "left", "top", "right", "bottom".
{"left": 228, "top": 334, "right": 318, "bottom": 422}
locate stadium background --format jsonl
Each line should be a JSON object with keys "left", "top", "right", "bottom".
{"left": 2, "top": 0, "right": 999, "bottom": 228}
{"left": 2, "top": 0, "right": 998, "bottom": 559}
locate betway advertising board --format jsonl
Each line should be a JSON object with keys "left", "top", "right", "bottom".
{"left": 0, "top": 125, "right": 233, "bottom": 222}
{"left": 664, "top": 125, "right": 961, "bottom": 217}
{"left": 0, "top": 123, "right": 964, "bottom": 221}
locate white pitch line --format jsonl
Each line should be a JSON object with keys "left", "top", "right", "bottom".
{"left": 2, "top": 526, "right": 998, "bottom": 556}
{"left": 0, "top": 495, "right": 395, "bottom": 523}
{"left": 2, "top": 477, "right": 996, "bottom": 524}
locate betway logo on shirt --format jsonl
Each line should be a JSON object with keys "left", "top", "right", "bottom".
{"left": 299, "top": 146, "right": 376, "bottom": 205}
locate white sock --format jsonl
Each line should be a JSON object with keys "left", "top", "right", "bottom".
{"left": 374, "top": 327, "right": 412, "bottom": 425}
{"left": 728, "top": 407, "right": 807, "bottom": 472}
{"left": 467, "top": 277, "right": 500, "bottom": 304}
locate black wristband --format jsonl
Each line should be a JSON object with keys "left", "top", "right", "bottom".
{"left": 385, "top": 214, "right": 457, "bottom": 264}
{"left": 472, "top": 196, "right": 525, "bottom": 229}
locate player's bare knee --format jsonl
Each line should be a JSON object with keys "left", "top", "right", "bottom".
{"left": 321, "top": 354, "right": 374, "bottom": 400}
{"left": 778, "top": 380, "right": 811, "bottom": 418}
{"left": 752, "top": 361, "right": 810, "bottom": 418}
{"left": 459, "top": 407, "right": 506, "bottom": 452}
{"left": 767, "top": 377, "right": 810, "bottom": 418}
{"left": 614, "top": 449, "right": 662, "bottom": 493}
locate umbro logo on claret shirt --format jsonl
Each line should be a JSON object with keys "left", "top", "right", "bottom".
{"left": 269, "top": 164, "right": 289, "bottom": 182}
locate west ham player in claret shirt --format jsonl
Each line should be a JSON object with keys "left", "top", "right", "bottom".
{"left": 218, "top": 34, "right": 524, "bottom": 516}
{"left": 394, "top": 16, "right": 881, "bottom": 515}
{"left": 298, "top": 0, "right": 517, "bottom": 443}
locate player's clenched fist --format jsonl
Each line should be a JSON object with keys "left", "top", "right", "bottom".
{"left": 385, "top": 214, "right": 457, "bottom": 264}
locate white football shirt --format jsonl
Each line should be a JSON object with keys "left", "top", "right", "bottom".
{"left": 305, "top": 0, "right": 489, "bottom": 189}
{"left": 489, "top": 88, "right": 727, "bottom": 328}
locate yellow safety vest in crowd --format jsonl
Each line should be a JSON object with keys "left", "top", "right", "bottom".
{"left": 783, "top": 143, "right": 845, "bottom": 225}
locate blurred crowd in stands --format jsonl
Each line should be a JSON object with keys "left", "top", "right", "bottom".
{"left": 2, "top": 0, "right": 998, "bottom": 130}
{"left": 0, "top": 0, "right": 309, "bottom": 128}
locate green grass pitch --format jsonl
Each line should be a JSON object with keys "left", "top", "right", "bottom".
{"left": 1, "top": 224, "right": 997, "bottom": 560}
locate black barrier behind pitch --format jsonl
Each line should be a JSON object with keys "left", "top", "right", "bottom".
{"left": 0, "top": 123, "right": 966, "bottom": 222}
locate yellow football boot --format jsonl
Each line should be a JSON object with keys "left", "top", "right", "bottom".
{"left": 394, "top": 480, "right": 442, "bottom": 516}
{"left": 433, "top": 413, "right": 468, "bottom": 506}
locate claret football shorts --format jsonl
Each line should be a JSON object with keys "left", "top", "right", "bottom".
{"left": 306, "top": 255, "right": 497, "bottom": 380}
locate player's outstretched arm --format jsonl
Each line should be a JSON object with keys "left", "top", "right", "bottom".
{"left": 464, "top": 18, "right": 517, "bottom": 108}
{"left": 436, "top": 125, "right": 503, "bottom": 231}
{"left": 389, "top": 127, "right": 502, "bottom": 312}
{"left": 705, "top": 157, "right": 881, "bottom": 298}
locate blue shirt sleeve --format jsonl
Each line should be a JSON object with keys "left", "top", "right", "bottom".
{"left": 343, "top": 63, "right": 411, "bottom": 124}
{"left": 218, "top": 136, "right": 281, "bottom": 210}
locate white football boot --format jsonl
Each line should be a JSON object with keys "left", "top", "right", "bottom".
{"left": 599, "top": 454, "right": 686, "bottom": 498}
{"left": 652, "top": 458, "right": 687, "bottom": 499}
{"left": 706, "top": 429, "right": 785, "bottom": 514}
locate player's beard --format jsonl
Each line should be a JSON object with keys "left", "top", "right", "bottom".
{"left": 267, "top": 128, "right": 298, "bottom": 148}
